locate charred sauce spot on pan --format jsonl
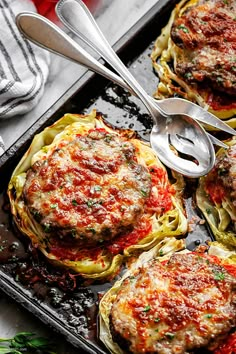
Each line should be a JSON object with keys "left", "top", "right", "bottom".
{"left": 0, "top": 193, "right": 101, "bottom": 342}
{"left": 0, "top": 194, "right": 28, "bottom": 264}
{"left": 86, "top": 84, "right": 153, "bottom": 142}
{"left": 103, "top": 86, "right": 153, "bottom": 129}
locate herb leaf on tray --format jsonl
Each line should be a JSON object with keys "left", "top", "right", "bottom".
{"left": 0, "top": 332, "right": 56, "bottom": 354}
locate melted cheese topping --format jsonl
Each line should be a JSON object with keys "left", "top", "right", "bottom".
{"left": 24, "top": 128, "right": 151, "bottom": 245}
{"left": 110, "top": 253, "right": 236, "bottom": 353}
{"left": 151, "top": 0, "right": 236, "bottom": 123}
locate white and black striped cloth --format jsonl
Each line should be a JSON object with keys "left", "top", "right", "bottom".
{"left": 0, "top": 0, "right": 50, "bottom": 156}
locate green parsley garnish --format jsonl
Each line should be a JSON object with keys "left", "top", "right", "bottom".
{"left": 94, "top": 185, "right": 102, "bottom": 192}
{"left": 166, "top": 332, "right": 175, "bottom": 340}
{"left": 184, "top": 72, "right": 193, "bottom": 79}
{"left": 141, "top": 189, "right": 148, "bottom": 197}
{"left": 71, "top": 229, "right": 77, "bottom": 238}
{"left": 86, "top": 227, "right": 96, "bottom": 234}
{"left": 143, "top": 305, "right": 151, "bottom": 312}
{"left": 205, "top": 208, "right": 212, "bottom": 214}
{"left": 213, "top": 271, "right": 225, "bottom": 281}
{"left": 50, "top": 204, "right": 57, "bottom": 209}
{"left": 205, "top": 314, "right": 213, "bottom": 319}
{"left": 178, "top": 24, "right": 189, "bottom": 33}
{"left": 44, "top": 224, "right": 51, "bottom": 233}
{"left": 87, "top": 199, "right": 95, "bottom": 208}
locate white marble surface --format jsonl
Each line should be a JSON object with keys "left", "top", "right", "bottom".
{"left": 0, "top": 0, "right": 157, "bottom": 352}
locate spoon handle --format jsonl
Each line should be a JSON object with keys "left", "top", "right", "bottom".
{"left": 56, "top": 0, "right": 164, "bottom": 121}
{"left": 16, "top": 13, "right": 131, "bottom": 91}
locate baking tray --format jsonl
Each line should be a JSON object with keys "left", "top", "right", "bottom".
{"left": 0, "top": 1, "right": 214, "bottom": 353}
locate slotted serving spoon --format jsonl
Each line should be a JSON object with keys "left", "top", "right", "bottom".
{"left": 16, "top": 11, "right": 216, "bottom": 177}
{"left": 56, "top": 0, "right": 235, "bottom": 140}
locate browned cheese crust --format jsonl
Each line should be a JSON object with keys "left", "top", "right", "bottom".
{"left": 110, "top": 253, "right": 236, "bottom": 354}
{"left": 171, "top": 0, "right": 236, "bottom": 96}
{"left": 23, "top": 129, "right": 151, "bottom": 246}
{"left": 200, "top": 143, "right": 236, "bottom": 231}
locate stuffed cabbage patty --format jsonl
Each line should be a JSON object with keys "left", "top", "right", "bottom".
{"left": 23, "top": 128, "right": 151, "bottom": 246}
{"left": 196, "top": 137, "right": 236, "bottom": 249}
{"left": 99, "top": 250, "right": 236, "bottom": 354}
{"left": 8, "top": 110, "right": 187, "bottom": 279}
{"left": 151, "top": 0, "right": 236, "bottom": 123}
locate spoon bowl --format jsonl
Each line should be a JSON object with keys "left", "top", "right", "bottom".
{"left": 16, "top": 11, "right": 215, "bottom": 177}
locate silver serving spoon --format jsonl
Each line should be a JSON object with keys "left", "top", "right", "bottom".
{"left": 17, "top": 11, "right": 228, "bottom": 150}
{"left": 16, "top": 12, "right": 215, "bottom": 177}
{"left": 56, "top": 0, "right": 235, "bottom": 143}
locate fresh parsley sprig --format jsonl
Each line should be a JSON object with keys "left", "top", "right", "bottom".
{"left": 0, "top": 332, "right": 56, "bottom": 354}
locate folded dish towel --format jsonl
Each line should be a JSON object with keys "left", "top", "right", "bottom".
{"left": 0, "top": 0, "right": 50, "bottom": 155}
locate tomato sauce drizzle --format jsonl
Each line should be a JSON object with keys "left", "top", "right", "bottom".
{"left": 205, "top": 169, "right": 225, "bottom": 205}
{"left": 204, "top": 87, "right": 236, "bottom": 111}
{"left": 214, "top": 332, "right": 236, "bottom": 354}
{"left": 49, "top": 216, "right": 152, "bottom": 261}
{"left": 145, "top": 166, "right": 175, "bottom": 214}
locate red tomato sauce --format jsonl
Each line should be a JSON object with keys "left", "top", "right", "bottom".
{"left": 107, "top": 217, "right": 152, "bottom": 255}
{"left": 205, "top": 91, "right": 236, "bottom": 112}
{"left": 214, "top": 332, "right": 236, "bottom": 354}
{"left": 47, "top": 164, "right": 174, "bottom": 262}
{"left": 49, "top": 242, "right": 103, "bottom": 263}
{"left": 49, "top": 217, "right": 152, "bottom": 261}
{"left": 145, "top": 166, "right": 175, "bottom": 214}
{"left": 195, "top": 253, "right": 236, "bottom": 278}
{"left": 205, "top": 172, "right": 226, "bottom": 205}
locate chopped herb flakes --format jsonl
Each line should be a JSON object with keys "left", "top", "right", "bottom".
{"left": 143, "top": 305, "right": 151, "bottom": 312}
{"left": 44, "top": 224, "right": 51, "bottom": 233}
{"left": 178, "top": 24, "right": 189, "bottom": 33}
{"left": 141, "top": 189, "right": 148, "bottom": 197}
{"left": 86, "top": 227, "right": 96, "bottom": 234}
{"left": 50, "top": 204, "right": 57, "bottom": 209}
{"left": 213, "top": 271, "right": 225, "bottom": 281}
{"left": 166, "top": 332, "right": 175, "bottom": 340}
{"left": 93, "top": 185, "right": 102, "bottom": 192}
{"left": 87, "top": 199, "right": 95, "bottom": 208}
{"left": 184, "top": 72, "right": 193, "bottom": 79}
{"left": 205, "top": 314, "right": 213, "bottom": 319}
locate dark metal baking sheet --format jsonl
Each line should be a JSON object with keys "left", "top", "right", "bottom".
{"left": 0, "top": 1, "right": 213, "bottom": 353}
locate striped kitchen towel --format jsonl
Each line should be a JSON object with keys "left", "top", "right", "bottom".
{"left": 0, "top": 0, "right": 50, "bottom": 155}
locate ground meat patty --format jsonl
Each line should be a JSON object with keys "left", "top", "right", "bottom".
{"left": 171, "top": 0, "right": 236, "bottom": 96}
{"left": 23, "top": 129, "right": 151, "bottom": 245}
{"left": 204, "top": 143, "right": 236, "bottom": 230}
{"left": 110, "top": 253, "right": 236, "bottom": 354}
